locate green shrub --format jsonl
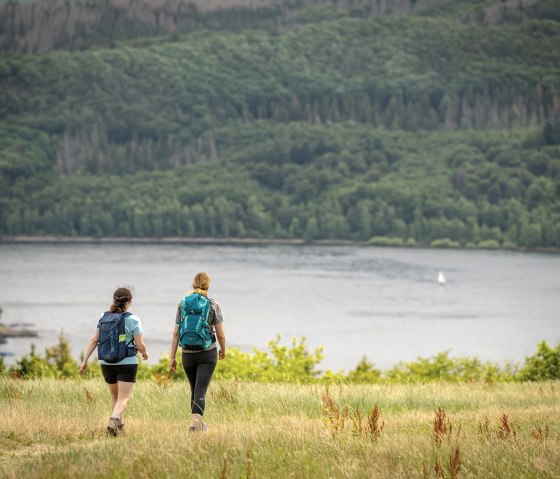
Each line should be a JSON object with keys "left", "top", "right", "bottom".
{"left": 478, "top": 239, "right": 501, "bottom": 249}
{"left": 1, "top": 334, "right": 554, "bottom": 384}
{"left": 215, "top": 336, "right": 324, "bottom": 383}
{"left": 11, "top": 344, "right": 57, "bottom": 378}
{"left": 368, "top": 236, "right": 405, "bottom": 246}
{"left": 319, "top": 369, "right": 348, "bottom": 384}
{"left": 502, "top": 240, "right": 517, "bottom": 249}
{"left": 518, "top": 341, "right": 560, "bottom": 381}
{"left": 345, "top": 356, "right": 382, "bottom": 383}
{"left": 430, "top": 238, "right": 461, "bottom": 248}
{"left": 11, "top": 333, "right": 78, "bottom": 379}
{"left": 140, "top": 351, "right": 185, "bottom": 381}
{"left": 45, "top": 332, "right": 80, "bottom": 378}
{"left": 385, "top": 351, "right": 515, "bottom": 383}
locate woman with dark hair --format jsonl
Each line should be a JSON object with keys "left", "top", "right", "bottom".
{"left": 80, "top": 286, "right": 149, "bottom": 436}
{"left": 170, "top": 272, "right": 226, "bottom": 432}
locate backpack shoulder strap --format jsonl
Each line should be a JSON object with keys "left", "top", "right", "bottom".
{"left": 121, "top": 312, "right": 137, "bottom": 351}
{"left": 204, "top": 297, "right": 212, "bottom": 321}
{"left": 179, "top": 297, "right": 188, "bottom": 319}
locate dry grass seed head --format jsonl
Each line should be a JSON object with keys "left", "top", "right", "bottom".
{"left": 531, "top": 424, "right": 550, "bottom": 441}
{"left": 321, "top": 389, "right": 349, "bottom": 437}
{"left": 366, "top": 404, "right": 385, "bottom": 442}
{"left": 153, "top": 373, "right": 171, "bottom": 388}
{"left": 350, "top": 404, "right": 364, "bottom": 435}
{"left": 219, "top": 454, "right": 228, "bottom": 479}
{"left": 210, "top": 381, "right": 239, "bottom": 404}
{"left": 497, "top": 413, "right": 516, "bottom": 439}
{"left": 83, "top": 387, "right": 94, "bottom": 403}
{"left": 422, "top": 461, "right": 429, "bottom": 479}
{"left": 477, "top": 416, "right": 491, "bottom": 440}
{"left": 433, "top": 408, "right": 449, "bottom": 447}
{"left": 449, "top": 446, "right": 461, "bottom": 479}
{"left": 245, "top": 449, "right": 253, "bottom": 479}
{"left": 434, "top": 457, "right": 444, "bottom": 478}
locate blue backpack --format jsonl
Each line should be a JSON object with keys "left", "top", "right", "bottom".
{"left": 178, "top": 293, "right": 212, "bottom": 350}
{"left": 97, "top": 312, "right": 137, "bottom": 363}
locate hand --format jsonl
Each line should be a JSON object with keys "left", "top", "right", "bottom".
{"left": 142, "top": 351, "right": 150, "bottom": 361}
{"left": 79, "top": 362, "right": 87, "bottom": 375}
{"left": 170, "top": 358, "right": 177, "bottom": 373}
{"left": 218, "top": 349, "right": 226, "bottom": 360}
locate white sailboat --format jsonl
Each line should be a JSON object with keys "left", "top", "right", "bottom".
{"left": 438, "top": 271, "right": 446, "bottom": 285}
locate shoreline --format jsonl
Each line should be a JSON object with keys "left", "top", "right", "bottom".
{"left": 1, "top": 235, "right": 559, "bottom": 254}
{"left": 0, "top": 235, "right": 315, "bottom": 246}
{"left": 0, "top": 235, "right": 360, "bottom": 247}
{"left": 0, "top": 324, "right": 38, "bottom": 346}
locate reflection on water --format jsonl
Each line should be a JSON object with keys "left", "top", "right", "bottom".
{"left": 0, "top": 243, "right": 559, "bottom": 370}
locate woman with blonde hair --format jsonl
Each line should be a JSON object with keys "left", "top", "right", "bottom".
{"left": 170, "top": 272, "right": 226, "bottom": 432}
{"left": 80, "top": 286, "right": 149, "bottom": 436}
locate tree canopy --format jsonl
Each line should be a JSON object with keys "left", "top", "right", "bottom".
{"left": 0, "top": 0, "right": 559, "bottom": 247}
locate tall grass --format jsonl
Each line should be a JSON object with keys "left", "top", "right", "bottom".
{"left": 0, "top": 379, "right": 559, "bottom": 478}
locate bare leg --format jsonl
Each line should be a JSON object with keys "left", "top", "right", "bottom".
{"left": 107, "top": 383, "right": 118, "bottom": 412}
{"left": 111, "top": 381, "right": 134, "bottom": 420}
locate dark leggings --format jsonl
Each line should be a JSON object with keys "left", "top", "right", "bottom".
{"left": 182, "top": 348, "right": 217, "bottom": 416}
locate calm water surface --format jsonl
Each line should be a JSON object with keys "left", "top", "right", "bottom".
{"left": 0, "top": 243, "right": 559, "bottom": 371}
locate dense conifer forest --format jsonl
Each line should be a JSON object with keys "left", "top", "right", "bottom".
{"left": 1, "top": 0, "right": 559, "bottom": 246}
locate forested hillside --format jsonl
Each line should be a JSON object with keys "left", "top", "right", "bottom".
{"left": 1, "top": 0, "right": 559, "bottom": 246}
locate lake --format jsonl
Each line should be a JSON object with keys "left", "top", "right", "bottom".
{"left": 0, "top": 242, "right": 559, "bottom": 371}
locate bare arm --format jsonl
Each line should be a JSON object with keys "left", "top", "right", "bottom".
{"left": 134, "top": 333, "right": 149, "bottom": 361}
{"left": 171, "top": 324, "right": 179, "bottom": 372}
{"left": 79, "top": 329, "right": 99, "bottom": 374}
{"left": 170, "top": 303, "right": 181, "bottom": 372}
{"left": 215, "top": 322, "right": 226, "bottom": 360}
{"left": 170, "top": 324, "right": 180, "bottom": 372}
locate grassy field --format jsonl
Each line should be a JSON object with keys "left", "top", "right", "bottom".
{"left": 0, "top": 378, "right": 559, "bottom": 478}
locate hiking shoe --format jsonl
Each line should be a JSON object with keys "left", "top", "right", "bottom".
{"left": 188, "top": 423, "right": 208, "bottom": 433}
{"left": 107, "top": 417, "right": 120, "bottom": 436}
{"left": 117, "top": 419, "right": 125, "bottom": 433}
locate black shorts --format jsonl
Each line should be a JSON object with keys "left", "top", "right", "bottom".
{"left": 101, "top": 364, "right": 138, "bottom": 384}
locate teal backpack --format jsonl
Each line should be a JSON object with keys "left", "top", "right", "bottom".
{"left": 178, "top": 293, "right": 212, "bottom": 350}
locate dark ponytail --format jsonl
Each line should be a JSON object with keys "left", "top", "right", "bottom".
{"left": 110, "top": 287, "right": 133, "bottom": 313}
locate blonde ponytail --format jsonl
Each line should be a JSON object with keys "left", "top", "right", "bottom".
{"left": 191, "top": 272, "right": 210, "bottom": 296}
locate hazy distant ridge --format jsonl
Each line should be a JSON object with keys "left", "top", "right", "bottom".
{"left": 0, "top": 0, "right": 449, "bottom": 52}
